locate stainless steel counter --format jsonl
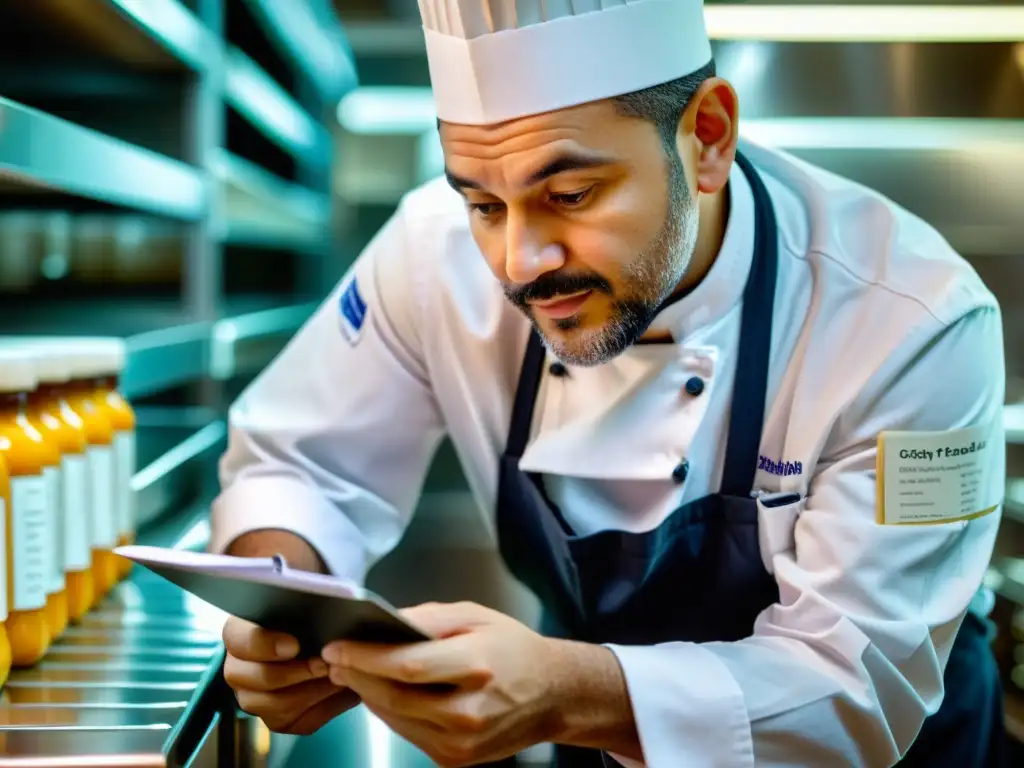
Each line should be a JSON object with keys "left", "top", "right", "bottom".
{"left": 0, "top": 508, "right": 243, "bottom": 767}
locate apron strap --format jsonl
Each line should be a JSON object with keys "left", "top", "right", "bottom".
{"left": 506, "top": 330, "right": 547, "bottom": 460}
{"left": 719, "top": 151, "right": 780, "bottom": 497}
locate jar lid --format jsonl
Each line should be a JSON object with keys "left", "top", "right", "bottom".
{"left": 24, "top": 345, "right": 71, "bottom": 384}
{"left": 0, "top": 348, "right": 38, "bottom": 393}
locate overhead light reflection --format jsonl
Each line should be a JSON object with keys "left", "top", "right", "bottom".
{"left": 337, "top": 87, "right": 437, "bottom": 135}
{"left": 367, "top": 710, "right": 392, "bottom": 768}
{"left": 705, "top": 5, "right": 1024, "bottom": 43}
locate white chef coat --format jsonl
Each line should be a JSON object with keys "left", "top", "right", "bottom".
{"left": 210, "top": 139, "right": 1005, "bottom": 768}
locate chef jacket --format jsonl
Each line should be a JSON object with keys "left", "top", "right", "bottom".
{"left": 210, "top": 139, "right": 1006, "bottom": 767}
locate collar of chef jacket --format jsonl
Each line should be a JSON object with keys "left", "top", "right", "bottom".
{"left": 517, "top": 162, "right": 757, "bottom": 482}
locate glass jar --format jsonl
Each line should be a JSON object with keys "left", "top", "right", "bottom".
{"left": 24, "top": 346, "right": 78, "bottom": 638}
{"left": 64, "top": 351, "right": 117, "bottom": 603}
{"left": 92, "top": 342, "right": 135, "bottom": 581}
{"left": 49, "top": 348, "right": 95, "bottom": 621}
{"left": 0, "top": 349, "right": 52, "bottom": 666}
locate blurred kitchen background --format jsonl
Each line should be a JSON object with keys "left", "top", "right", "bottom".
{"left": 0, "top": 1, "right": 1022, "bottom": 766}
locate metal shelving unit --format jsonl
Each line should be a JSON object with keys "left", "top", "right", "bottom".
{"left": 0, "top": 0, "right": 352, "bottom": 388}
{"left": 0, "top": 1, "right": 355, "bottom": 764}
{"left": 0, "top": 96, "right": 206, "bottom": 218}
{"left": 213, "top": 149, "right": 330, "bottom": 250}
{"left": 13, "top": 0, "right": 217, "bottom": 72}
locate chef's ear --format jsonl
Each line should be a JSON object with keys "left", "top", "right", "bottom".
{"left": 677, "top": 76, "right": 739, "bottom": 195}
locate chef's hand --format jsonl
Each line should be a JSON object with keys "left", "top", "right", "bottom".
{"left": 321, "top": 602, "right": 562, "bottom": 766}
{"left": 221, "top": 526, "right": 359, "bottom": 734}
{"left": 223, "top": 617, "right": 360, "bottom": 735}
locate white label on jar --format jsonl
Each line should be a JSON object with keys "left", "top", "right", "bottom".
{"left": 89, "top": 446, "right": 117, "bottom": 548}
{"left": 43, "top": 465, "right": 64, "bottom": 594}
{"left": 11, "top": 475, "right": 48, "bottom": 611}
{"left": 114, "top": 430, "right": 136, "bottom": 537}
{"left": 0, "top": 498, "right": 7, "bottom": 621}
{"left": 63, "top": 454, "right": 91, "bottom": 571}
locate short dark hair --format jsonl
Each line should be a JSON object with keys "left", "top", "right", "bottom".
{"left": 612, "top": 60, "right": 717, "bottom": 150}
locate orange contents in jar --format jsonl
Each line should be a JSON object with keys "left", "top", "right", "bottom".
{"left": 45, "top": 348, "right": 96, "bottom": 622}
{"left": 64, "top": 351, "right": 118, "bottom": 604}
{"left": 93, "top": 342, "right": 135, "bottom": 581}
{"left": 0, "top": 350, "right": 52, "bottom": 666}
{"left": 24, "top": 345, "right": 84, "bottom": 638}
{"left": 23, "top": 371, "right": 67, "bottom": 641}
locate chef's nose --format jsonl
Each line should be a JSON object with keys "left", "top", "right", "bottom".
{"left": 504, "top": 215, "right": 565, "bottom": 284}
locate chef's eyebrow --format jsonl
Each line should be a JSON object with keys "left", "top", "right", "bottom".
{"left": 445, "top": 169, "right": 482, "bottom": 193}
{"left": 444, "top": 150, "right": 618, "bottom": 195}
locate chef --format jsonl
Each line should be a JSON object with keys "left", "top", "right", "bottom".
{"left": 211, "top": 1, "right": 1007, "bottom": 766}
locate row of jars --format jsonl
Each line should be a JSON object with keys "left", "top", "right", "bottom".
{"left": 0, "top": 339, "right": 137, "bottom": 687}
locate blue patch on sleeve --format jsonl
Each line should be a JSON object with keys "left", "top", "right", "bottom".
{"left": 338, "top": 276, "right": 367, "bottom": 344}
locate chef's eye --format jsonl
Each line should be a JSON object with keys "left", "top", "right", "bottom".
{"left": 469, "top": 201, "right": 505, "bottom": 220}
{"left": 550, "top": 189, "right": 591, "bottom": 207}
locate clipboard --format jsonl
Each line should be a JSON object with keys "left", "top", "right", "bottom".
{"left": 115, "top": 545, "right": 431, "bottom": 657}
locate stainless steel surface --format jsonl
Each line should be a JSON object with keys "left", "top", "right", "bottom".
{"left": 243, "top": 0, "right": 359, "bottom": 100}
{"left": 713, "top": 41, "right": 1024, "bottom": 119}
{"left": 214, "top": 150, "right": 331, "bottom": 250}
{"left": 182, "top": 0, "right": 226, "bottom": 395}
{"left": 123, "top": 324, "right": 211, "bottom": 400}
{"left": 0, "top": 704, "right": 187, "bottom": 728}
{"left": 183, "top": 713, "right": 219, "bottom": 768}
{"left": 1, "top": 683, "right": 197, "bottom": 707}
{"left": 64, "top": 297, "right": 311, "bottom": 401}
{"left": 210, "top": 303, "right": 317, "bottom": 380}
{"left": 0, "top": 729, "right": 171, "bottom": 767}
{"left": 9, "top": 0, "right": 213, "bottom": 73}
{"left": 343, "top": 13, "right": 1024, "bottom": 51}
{"left": 57, "top": 629, "right": 220, "bottom": 650}
{"left": 25, "top": 661, "right": 209, "bottom": 680}
{"left": 132, "top": 422, "right": 227, "bottom": 529}
{"left": 0, "top": 96, "right": 206, "bottom": 220}
{"left": 75, "top": 610, "right": 215, "bottom": 633}
{"left": 699, "top": 4, "right": 1024, "bottom": 44}
{"left": 0, "top": 492, "right": 234, "bottom": 766}
{"left": 225, "top": 46, "right": 332, "bottom": 167}
{"left": 740, "top": 118, "right": 1024, "bottom": 257}
{"left": 103, "top": 0, "right": 215, "bottom": 72}
{"left": 0, "top": 572, "right": 223, "bottom": 764}
{"left": 45, "top": 646, "right": 217, "bottom": 663}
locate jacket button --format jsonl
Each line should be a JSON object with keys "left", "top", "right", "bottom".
{"left": 671, "top": 459, "right": 690, "bottom": 484}
{"left": 684, "top": 376, "right": 705, "bottom": 397}
{"left": 549, "top": 362, "right": 569, "bottom": 377}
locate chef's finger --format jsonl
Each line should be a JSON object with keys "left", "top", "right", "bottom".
{"left": 236, "top": 677, "right": 341, "bottom": 732}
{"left": 224, "top": 655, "right": 329, "bottom": 693}
{"left": 223, "top": 616, "right": 300, "bottom": 662}
{"left": 286, "top": 688, "right": 363, "bottom": 736}
{"left": 399, "top": 601, "right": 497, "bottom": 638}
{"left": 334, "top": 666, "right": 453, "bottom": 727}
{"left": 328, "top": 635, "right": 487, "bottom": 686}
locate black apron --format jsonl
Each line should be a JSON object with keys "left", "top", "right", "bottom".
{"left": 493, "top": 152, "right": 1004, "bottom": 767}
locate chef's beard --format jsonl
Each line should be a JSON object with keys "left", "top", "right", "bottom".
{"left": 505, "top": 153, "right": 699, "bottom": 367}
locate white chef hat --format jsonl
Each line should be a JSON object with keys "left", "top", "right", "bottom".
{"left": 418, "top": 0, "right": 712, "bottom": 126}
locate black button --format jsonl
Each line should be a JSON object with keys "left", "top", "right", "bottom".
{"left": 684, "top": 376, "right": 705, "bottom": 397}
{"left": 671, "top": 459, "right": 690, "bottom": 485}
{"left": 549, "top": 362, "right": 569, "bottom": 377}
